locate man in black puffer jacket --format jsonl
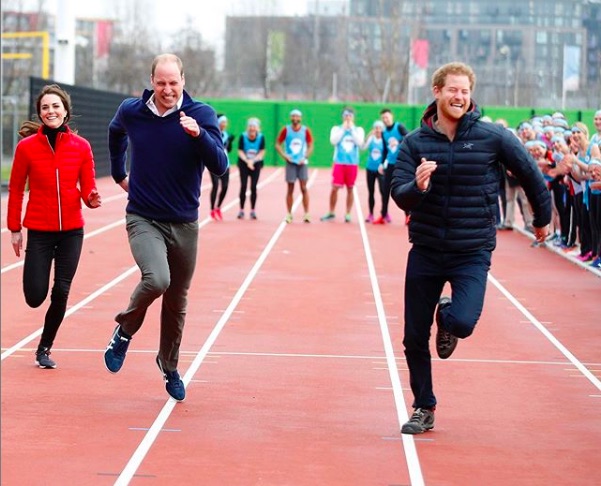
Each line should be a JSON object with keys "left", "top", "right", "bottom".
{"left": 391, "top": 62, "right": 551, "bottom": 435}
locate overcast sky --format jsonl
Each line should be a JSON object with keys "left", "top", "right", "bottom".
{"left": 16, "top": 0, "right": 309, "bottom": 46}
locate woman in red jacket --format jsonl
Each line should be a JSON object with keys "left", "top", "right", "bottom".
{"left": 7, "top": 84, "right": 101, "bottom": 369}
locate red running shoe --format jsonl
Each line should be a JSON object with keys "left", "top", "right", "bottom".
{"left": 373, "top": 216, "right": 386, "bottom": 225}
{"left": 215, "top": 208, "right": 223, "bottom": 220}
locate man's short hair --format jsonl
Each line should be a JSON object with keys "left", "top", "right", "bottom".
{"left": 431, "top": 62, "right": 476, "bottom": 91}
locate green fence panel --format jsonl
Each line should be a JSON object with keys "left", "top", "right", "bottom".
{"left": 205, "top": 99, "right": 426, "bottom": 168}
{"left": 202, "top": 98, "right": 600, "bottom": 167}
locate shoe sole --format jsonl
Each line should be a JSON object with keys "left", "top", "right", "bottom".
{"left": 35, "top": 361, "right": 57, "bottom": 369}
{"left": 401, "top": 423, "right": 434, "bottom": 434}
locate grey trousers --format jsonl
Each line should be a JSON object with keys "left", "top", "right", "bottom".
{"left": 116, "top": 213, "right": 199, "bottom": 371}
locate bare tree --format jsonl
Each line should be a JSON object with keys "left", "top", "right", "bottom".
{"left": 102, "top": 0, "right": 161, "bottom": 95}
{"left": 344, "top": 0, "right": 413, "bottom": 103}
{"left": 169, "top": 17, "right": 218, "bottom": 97}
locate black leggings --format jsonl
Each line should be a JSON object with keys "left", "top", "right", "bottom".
{"left": 210, "top": 168, "right": 230, "bottom": 209}
{"left": 23, "top": 228, "right": 84, "bottom": 349}
{"left": 573, "top": 192, "right": 592, "bottom": 256}
{"left": 589, "top": 192, "right": 601, "bottom": 256}
{"left": 238, "top": 160, "right": 263, "bottom": 210}
{"left": 381, "top": 164, "right": 395, "bottom": 217}
{"left": 366, "top": 169, "right": 385, "bottom": 215}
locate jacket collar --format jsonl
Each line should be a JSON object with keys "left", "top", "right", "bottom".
{"left": 421, "top": 100, "right": 480, "bottom": 134}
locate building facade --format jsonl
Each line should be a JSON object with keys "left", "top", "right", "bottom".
{"left": 223, "top": 0, "right": 600, "bottom": 107}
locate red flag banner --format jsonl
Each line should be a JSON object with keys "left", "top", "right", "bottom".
{"left": 95, "top": 21, "right": 112, "bottom": 58}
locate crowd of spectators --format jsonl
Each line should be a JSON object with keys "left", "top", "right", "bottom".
{"left": 491, "top": 110, "right": 601, "bottom": 269}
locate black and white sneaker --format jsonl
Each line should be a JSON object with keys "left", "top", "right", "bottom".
{"left": 156, "top": 356, "right": 186, "bottom": 402}
{"left": 401, "top": 408, "right": 435, "bottom": 434}
{"left": 35, "top": 346, "right": 57, "bottom": 369}
{"left": 435, "top": 296, "right": 458, "bottom": 359}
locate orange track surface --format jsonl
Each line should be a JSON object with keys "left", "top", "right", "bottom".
{"left": 2, "top": 168, "right": 599, "bottom": 485}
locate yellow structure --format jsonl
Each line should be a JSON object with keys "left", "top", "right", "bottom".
{"left": 1, "top": 31, "right": 50, "bottom": 79}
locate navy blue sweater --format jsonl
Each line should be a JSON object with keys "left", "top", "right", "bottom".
{"left": 391, "top": 101, "right": 551, "bottom": 252}
{"left": 109, "top": 90, "right": 228, "bottom": 223}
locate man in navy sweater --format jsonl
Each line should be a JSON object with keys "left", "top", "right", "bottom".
{"left": 104, "top": 53, "right": 228, "bottom": 402}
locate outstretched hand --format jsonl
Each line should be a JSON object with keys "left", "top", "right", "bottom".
{"left": 180, "top": 111, "right": 201, "bottom": 137}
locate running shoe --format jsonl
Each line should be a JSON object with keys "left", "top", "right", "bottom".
{"left": 589, "top": 257, "right": 601, "bottom": 269}
{"left": 373, "top": 216, "right": 386, "bottom": 225}
{"left": 384, "top": 214, "right": 392, "bottom": 223}
{"left": 320, "top": 212, "right": 335, "bottom": 221}
{"left": 303, "top": 214, "right": 311, "bottom": 223}
{"left": 344, "top": 213, "right": 352, "bottom": 223}
{"left": 576, "top": 251, "right": 593, "bottom": 262}
{"left": 250, "top": 210, "right": 257, "bottom": 220}
{"left": 405, "top": 214, "right": 411, "bottom": 225}
{"left": 210, "top": 209, "right": 217, "bottom": 220}
{"left": 104, "top": 325, "right": 131, "bottom": 373}
{"left": 401, "top": 408, "right": 435, "bottom": 434}
{"left": 237, "top": 210, "right": 245, "bottom": 219}
{"left": 35, "top": 346, "right": 56, "bottom": 369}
{"left": 156, "top": 356, "right": 186, "bottom": 402}
{"left": 365, "top": 214, "right": 374, "bottom": 223}
{"left": 285, "top": 213, "right": 293, "bottom": 224}
{"left": 435, "top": 296, "right": 457, "bottom": 359}
{"left": 215, "top": 208, "right": 223, "bottom": 220}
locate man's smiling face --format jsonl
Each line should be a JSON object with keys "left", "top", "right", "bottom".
{"left": 433, "top": 74, "right": 471, "bottom": 122}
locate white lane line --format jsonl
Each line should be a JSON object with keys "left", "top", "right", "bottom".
{"left": 1, "top": 219, "right": 127, "bottom": 275}
{"left": 1, "top": 169, "right": 281, "bottom": 354}
{"left": 114, "top": 169, "right": 317, "bottom": 485}
{"left": 354, "top": 187, "right": 425, "bottom": 486}
{"left": 6, "top": 347, "right": 595, "bottom": 369}
{"left": 1, "top": 266, "right": 138, "bottom": 361}
{"left": 0, "top": 168, "right": 255, "bottom": 275}
{"left": 0, "top": 168, "right": 282, "bottom": 275}
{"left": 0, "top": 260, "right": 24, "bottom": 274}
{"left": 487, "top": 273, "right": 601, "bottom": 392}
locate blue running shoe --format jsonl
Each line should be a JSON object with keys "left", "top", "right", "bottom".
{"left": 104, "top": 325, "right": 131, "bottom": 373}
{"left": 156, "top": 356, "right": 186, "bottom": 402}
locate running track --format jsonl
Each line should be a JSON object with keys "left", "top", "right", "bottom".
{"left": 1, "top": 167, "right": 599, "bottom": 485}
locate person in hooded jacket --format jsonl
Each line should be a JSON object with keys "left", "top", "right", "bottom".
{"left": 7, "top": 84, "right": 102, "bottom": 369}
{"left": 391, "top": 62, "right": 551, "bottom": 435}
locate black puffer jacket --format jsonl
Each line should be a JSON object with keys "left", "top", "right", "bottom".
{"left": 391, "top": 101, "right": 551, "bottom": 252}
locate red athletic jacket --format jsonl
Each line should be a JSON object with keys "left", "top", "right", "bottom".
{"left": 7, "top": 125, "right": 97, "bottom": 232}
